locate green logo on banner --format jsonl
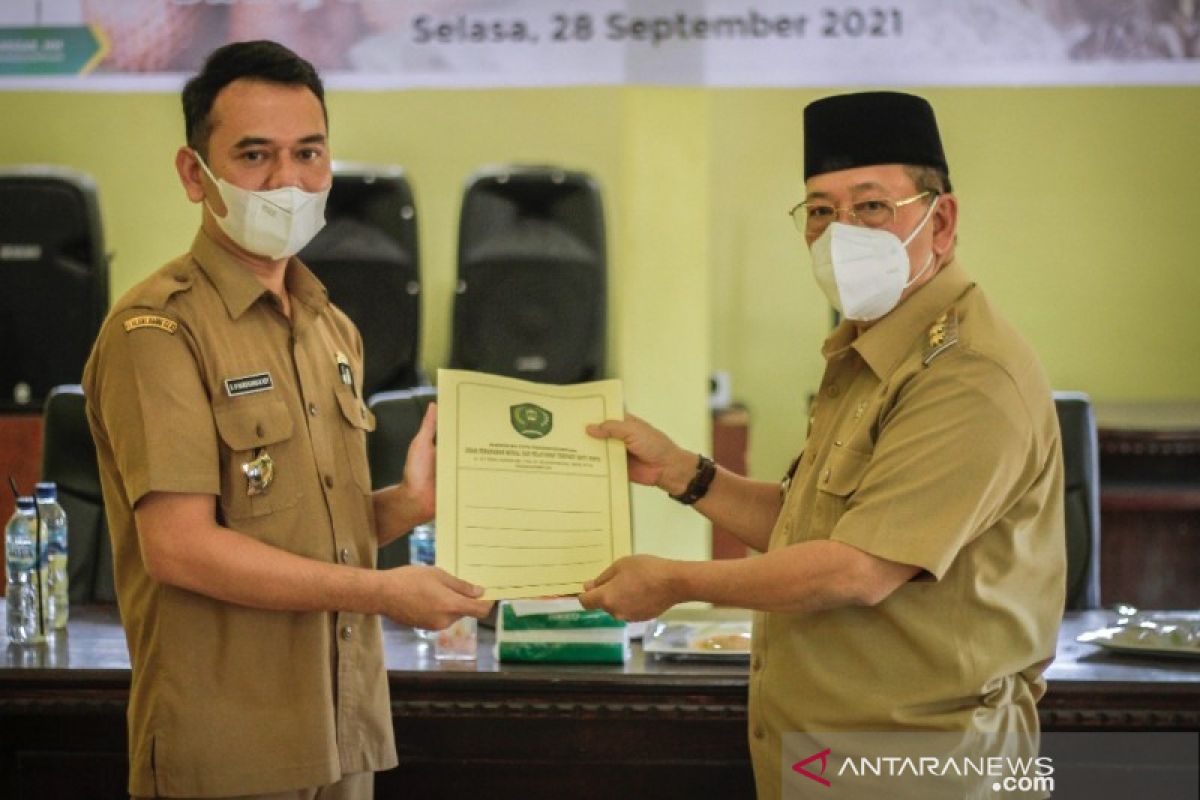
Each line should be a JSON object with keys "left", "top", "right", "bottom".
{"left": 0, "top": 26, "right": 109, "bottom": 76}
{"left": 511, "top": 403, "right": 552, "bottom": 439}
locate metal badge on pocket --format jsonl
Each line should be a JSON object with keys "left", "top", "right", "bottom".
{"left": 335, "top": 351, "right": 357, "bottom": 398}
{"left": 242, "top": 448, "right": 275, "bottom": 496}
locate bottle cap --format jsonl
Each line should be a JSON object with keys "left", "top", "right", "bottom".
{"left": 16, "top": 495, "right": 35, "bottom": 511}
{"left": 35, "top": 482, "right": 57, "bottom": 501}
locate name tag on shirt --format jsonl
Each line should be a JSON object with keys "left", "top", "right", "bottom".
{"left": 225, "top": 372, "right": 274, "bottom": 397}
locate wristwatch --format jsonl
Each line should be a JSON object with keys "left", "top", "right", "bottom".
{"left": 669, "top": 454, "right": 717, "bottom": 505}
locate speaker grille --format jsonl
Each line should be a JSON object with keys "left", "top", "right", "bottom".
{"left": 450, "top": 167, "right": 605, "bottom": 384}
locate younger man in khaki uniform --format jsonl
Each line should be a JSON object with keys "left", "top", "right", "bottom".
{"left": 84, "top": 41, "right": 492, "bottom": 799}
{"left": 581, "top": 92, "right": 1065, "bottom": 799}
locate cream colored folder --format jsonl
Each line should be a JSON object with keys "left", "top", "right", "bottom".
{"left": 435, "top": 369, "right": 632, "bottom": 599}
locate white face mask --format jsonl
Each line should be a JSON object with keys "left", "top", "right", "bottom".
{"left": 809, "top": 195, "right": 939, "bottom": 322}
{"left": 194, "top": 151, "right": 329, "bottom": 260}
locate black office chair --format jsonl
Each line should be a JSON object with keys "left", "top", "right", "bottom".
{"left": 367, "top": 387, "right": 437, "bottom": 569}
{"left": 40, "top": 384, "right": 116, "bottom": 604}
{"left": 1054, "top": 391, "right": 1101, "bottom": 610}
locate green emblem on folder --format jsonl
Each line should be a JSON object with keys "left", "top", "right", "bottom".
{"left": 511, "top": 403, "right": 553, "bottom": 439}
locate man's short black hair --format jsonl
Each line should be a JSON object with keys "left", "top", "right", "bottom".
{"left": 182, "top": 40, "right": 327, "bottom": 158}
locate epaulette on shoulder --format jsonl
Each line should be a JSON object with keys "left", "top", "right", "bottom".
{"left": 922, "top": 309, "right": 959, "bottom": 366}
{"left": 128, "top": 263, "right": 194, "bottom": 310}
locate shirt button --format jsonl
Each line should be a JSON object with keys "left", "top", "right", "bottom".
{"left": 822, "top": 467, "right": 831, "bottom": 483}
{"left": 309, "top": 403, "right": 319, "bottom": 416}
{"left": 826, "top": 385, "right": 840, "bottom": 398}
{"left": 753, "top": 726, "right": 766, "bottom": 740}
{"left": 341, "top": 626, "right": 353, "bottom": 641}
{"left": 834, "top": 439, "right": 843, "bottom": 447}
{"left": 339, "top": 548, "right": 351, "bottom": 564}
{"left": 324, "top": 474, "right": 334, "bottom": 489}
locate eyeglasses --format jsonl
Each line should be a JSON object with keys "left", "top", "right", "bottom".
{"left": 788, "top": 191, "right": 936, "bottom": 236}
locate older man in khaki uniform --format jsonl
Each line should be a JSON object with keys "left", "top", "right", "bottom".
{"left": 581, "top": 91, "right": 1065, "bottom": 799}
{"left": 84, "top": 41, "right": 491, "bottom": 799}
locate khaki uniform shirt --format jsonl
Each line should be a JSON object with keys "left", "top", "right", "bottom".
{"left": 748, "top": 261, "right": 1065, "bottom": 799}
{"left": 83, "top": 230, "right": 396, "bottom": 797}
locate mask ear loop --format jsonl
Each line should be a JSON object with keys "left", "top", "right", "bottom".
{"left": 900, "top": 193, "right": 940, "bottom": 248}
{"left": 190, "top": 148, "right": 220, "bottom": 186}
{"left": 901, "top": 194, "right": 941, "bottom": 289}
{"left": 189, "top": 149, "right": 230, "bottom": 222}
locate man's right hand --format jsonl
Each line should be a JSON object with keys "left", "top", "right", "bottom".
{"left": 586, "top": 413, "right": 698, "bottom": 496}
{"left": 378, "top": 565, "right": 494, "bottom": 631}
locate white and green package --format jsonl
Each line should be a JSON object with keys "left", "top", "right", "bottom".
{"left": 495, "top": 598, "right": 629, "bottom": 664}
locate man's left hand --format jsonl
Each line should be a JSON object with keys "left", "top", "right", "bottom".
{"left": 579, "top": 554, "right": 682, "bottom": 622}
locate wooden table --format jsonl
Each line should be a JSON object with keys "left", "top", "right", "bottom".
{"left": 2, "top": 606, "right": 1197, "bottom": 799}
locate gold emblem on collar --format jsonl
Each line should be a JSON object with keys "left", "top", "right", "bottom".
{"left": 929, "top": 316, "right": 947, "bottom": 347}
{"left": 922, "top": 310, "right": 959, "bottom": 366}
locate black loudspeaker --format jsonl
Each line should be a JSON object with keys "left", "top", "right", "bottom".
{"left": 300, "top": 164, "right": 422, "bottom": 397}
{"left": 449, "top": 165, "right": 605, "bottom": 384}
{"left": 0, "top": 167, "right": 109, "bottom": 412}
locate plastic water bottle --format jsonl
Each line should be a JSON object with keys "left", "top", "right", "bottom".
{"left": 409, "top": 522, "right": 436, "bottom": 640}
{"left": 6, "top": 496, "right": 49, "bottom": 645}
{"left": 35, "top": 482, "right": 69, "bottom": 629}
{"left": 409, "top": 522, "right": 436, "bottom": 567}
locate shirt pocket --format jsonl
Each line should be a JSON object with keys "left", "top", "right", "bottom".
{"left": 213, "top": 396, "right": 301, "bottom": 519}
{"left": 335, "top": 387, "right": 376, "bottom": 494}
{"left": 811, "top": 446, "right": 872, "bottom": 538}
